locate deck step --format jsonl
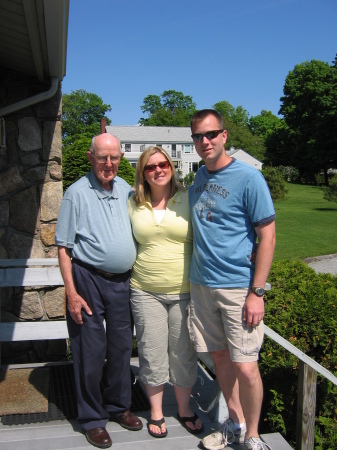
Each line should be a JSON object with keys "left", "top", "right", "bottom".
{"left": 0, "top": 359, "right": 292, "bottom": 449}
{"left": 261, "top": 433, "right": 293, "bottom": 449}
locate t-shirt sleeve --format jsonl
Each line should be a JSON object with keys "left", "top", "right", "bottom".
{"left": 245, "top": 172, "right": 276, "bottom": 226}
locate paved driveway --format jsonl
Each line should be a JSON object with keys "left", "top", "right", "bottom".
{"left": 303, "top": 253, "right": 337, "bottom": 276}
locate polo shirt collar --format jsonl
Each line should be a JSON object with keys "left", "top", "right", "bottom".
{"left": 88, "top": 170, "right": 119, "bottom": 199}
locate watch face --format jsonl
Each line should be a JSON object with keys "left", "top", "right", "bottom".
{"left": 254, "top": 287, "right": 264, "bottom": 296}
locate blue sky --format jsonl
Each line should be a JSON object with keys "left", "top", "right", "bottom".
{"left": 62, "top": 0, "right": 337, "bottom": 125}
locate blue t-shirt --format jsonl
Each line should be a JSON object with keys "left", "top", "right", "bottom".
{"left": 189, "top": 159, "right": 275, "bottom": 288}
{"left": 55, "top": 170, "right": 137, "bottom": 273}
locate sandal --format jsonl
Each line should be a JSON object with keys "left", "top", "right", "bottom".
{"left": 147, "top": 417, "right": 168, "bottom": 438}
{"left": 177, "top": 412, "right": 204, "bottom": 435}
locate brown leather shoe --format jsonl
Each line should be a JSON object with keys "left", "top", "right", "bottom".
{"left": 113, "top": 409, "right": 143, "bottom": 431}
{"left": 85, "top": 427, "right": 112, "bottom": 448}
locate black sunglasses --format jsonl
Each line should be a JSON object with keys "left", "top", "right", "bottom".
{"left": 191, "top": 129, "right": 224, "bottom": 142}
{"left": 144, "top": 161, "right": 171, "bottom": 172}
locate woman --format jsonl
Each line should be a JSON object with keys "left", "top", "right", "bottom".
{"left": 128, "top": 146, "right": 203, "bottom": 438}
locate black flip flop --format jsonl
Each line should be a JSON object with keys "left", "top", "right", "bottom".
{"left": 147, "top": 417, "right": 168, "bottom": 438}
{"left": 177, "top": 412, "right": 204, "bottom": 435}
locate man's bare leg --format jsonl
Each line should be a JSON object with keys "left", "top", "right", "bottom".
{"left": 211, "top": 349, "right": 263, "bottom": 438}
{"left": 211, "top": 349, "right": 245, "bottom": 424}
{"left": 233, "top": 360, "right": 263, "bottom": 439}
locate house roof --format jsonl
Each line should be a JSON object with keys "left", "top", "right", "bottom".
{"left": 106, "top": 125, "right": 193, "bottom": 143}
{"left": 227, "top": 148, "right": 262, "bottom": 167}
{"left": 0, "top": 0, "right": 69, "bottom": 82}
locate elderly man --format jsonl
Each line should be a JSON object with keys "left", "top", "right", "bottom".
{"left": 55, "top": 133, "right": 142, "bottom": 449}
{"left": 188, "top": 110, "right": 276, "bottom": 450}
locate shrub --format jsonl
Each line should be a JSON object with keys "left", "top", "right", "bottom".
{"left": 323, "top": 175, "right": 337, "bottom": 203}
{"left": 183, "top": 171, "right": 195, "bottom": 187}
{"left": 262, "top": 166, "right": 288, "bottom": 201}
{"left": 315, "top": 172, "right": 325, "bottom": 186}
{"left": 278, "top": 165, "right": 300, "bottom": 183}
{"left": 260, "top": 260, "right": 337, "bottom": 448}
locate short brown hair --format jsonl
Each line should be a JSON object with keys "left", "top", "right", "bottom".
{"left": 190, "top": 109, "right": 224, "bottom": 132}
{"left": 133, "top": 146, "right": 181, "bottom": 205}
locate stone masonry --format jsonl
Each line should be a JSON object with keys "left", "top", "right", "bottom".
{"left": 0, "top": 68, "right": 66, "bottom": 364}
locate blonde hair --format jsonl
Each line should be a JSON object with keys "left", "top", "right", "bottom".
{"left": 134, "top": 146, "right": 181, "bottom": 205}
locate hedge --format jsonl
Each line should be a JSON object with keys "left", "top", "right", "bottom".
{"left": 260, "top": 260, "right": 337, "bottom": 448}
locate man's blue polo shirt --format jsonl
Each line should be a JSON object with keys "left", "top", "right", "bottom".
{"left": 55, "top": 170, "right": 137, "bottom": 273}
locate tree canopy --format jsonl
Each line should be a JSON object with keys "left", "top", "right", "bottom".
{"left": 249, "top": 110, "right": 281, "bottom": 143}
{"left": 61, "top": 90, "right": 135, "bottom": 189}
{"left": 213, "top": 100, "right": 249, "bottom": 126}
{"left": 279, "top": 59, "right": 337, "bottom": 184}
{"left": 139, "top": 90, "right": 197, "bottom": 126}
{"left": 213, "top": 101, "right": 266, "bottom": 161}
{"left": 62, "top": 89, "right": 112, "bottom": 146}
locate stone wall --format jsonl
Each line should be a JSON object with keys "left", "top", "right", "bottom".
{"left": 0, "top": 68, "right": 66, "bottom": 364}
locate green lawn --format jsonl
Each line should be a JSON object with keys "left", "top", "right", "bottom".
{"left": 273, "top": 183, "right": 337, "bottom": 261}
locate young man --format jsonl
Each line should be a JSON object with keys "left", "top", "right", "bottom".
{"left": 55, "top": 133, "right": 142, "bottom": 449}
{"left": 188, "top": 110, "right": 276, "bottom": 450}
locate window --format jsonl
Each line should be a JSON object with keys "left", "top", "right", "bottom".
{"left": 189, "top": 162, "right": 199, "bottom": 173}
{"left": 184, "top": 144, "right": 194, "bottom": 154}
{"left": 172, "top": 144, "right": 176, "bottom": 158}
{"left": 125, "top": 143, "right": 131, "bottom": 152}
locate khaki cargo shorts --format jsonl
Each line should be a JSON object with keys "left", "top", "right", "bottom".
{"left": 188, "top": 283, "right": 264, "bottom": 363}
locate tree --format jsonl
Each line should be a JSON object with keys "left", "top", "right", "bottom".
{"left": 62, "top": 136, "right": 92, "bottom": 191}
{"left": 214, "top": 100, "right": 249, "bottom": 126}
{"left": 139, "top": 90, "right": 197, "bottom": 126}
{"left": 249, "top": 110, "right": 281, "bottom": 143}
{"left": 62, "top": 89, "right": 112, "bottom": 146}
{"left": 279, "top": 59, "right": 337, "bottom": 185}
{"left": 213, "top": 101, "right": 266, "bottom": 161}
{"left": 225, "top": 120, "right": 266, "bottom": 162}
{"left": 264, "top": 119, "right": 291, "bottom": 167}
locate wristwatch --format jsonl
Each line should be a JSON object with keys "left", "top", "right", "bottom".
{"left": 250, "top": 287, "right": 265, "bottom": 297}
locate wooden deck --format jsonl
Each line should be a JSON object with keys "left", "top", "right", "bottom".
{"left": 0, "top": 359, "right": 292, "bottom": 450}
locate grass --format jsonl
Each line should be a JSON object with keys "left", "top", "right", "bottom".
{"left": 273, "top": 183, "right": 337, "bottom": 261}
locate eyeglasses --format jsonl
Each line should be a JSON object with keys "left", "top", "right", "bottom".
{"left": 191, "top": 129, "right": 224, "bottom": 142}
{"left": 144, "top": 161, "right": 171, "bottom": 172}
{"left": 94, "top": 154, "right": 121, "bottom": 163}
